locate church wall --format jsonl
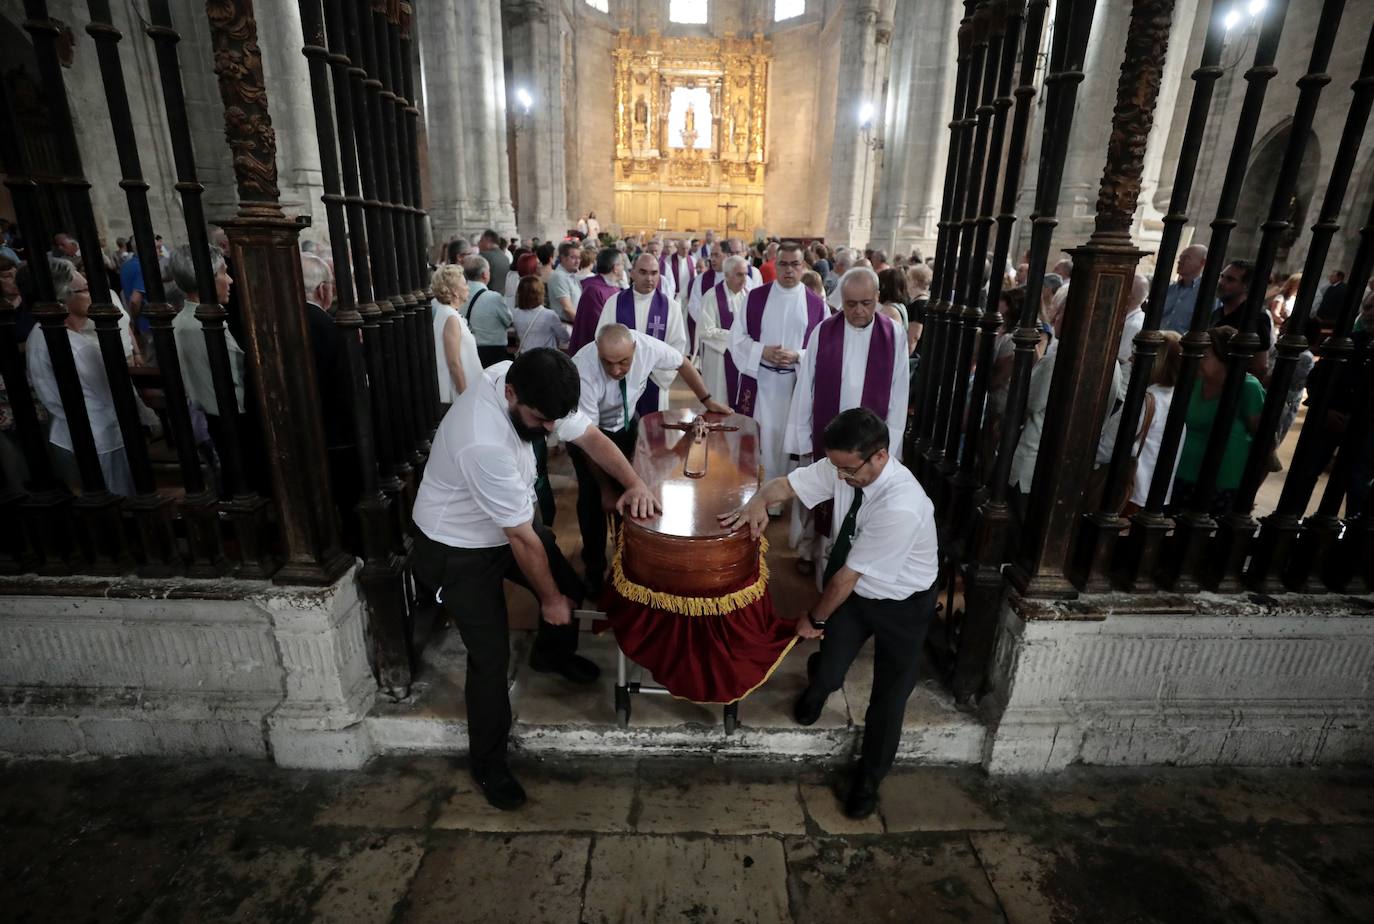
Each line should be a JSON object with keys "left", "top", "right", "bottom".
{"left": 762, "top": 14, "right": 839, "bottom": 238}
{"left": 569, "top": 4, "right": 617, "bottom": 233}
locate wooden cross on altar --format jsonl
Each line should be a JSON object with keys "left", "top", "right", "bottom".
{"left": 664, "top": 415, "right": 739, "bottom": 479}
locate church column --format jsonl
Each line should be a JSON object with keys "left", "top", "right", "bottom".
{"left": 254, "top": 0, "right": 326, "bottom": 230}
{"left": 1051, "top": 0, "right": 1137, "bottom": 252}
{"left": 487, "top": 0, "right": 516, "bottom": 231}
{"left": 504, "top": 0, "right": 570, "bottom": 243}
{"left": 824, "top": 0, "right": 888, "bottom": 249}
{"left": 870, "top": 0, "right": 960, "bottom": 258}
{"left": 418, "top": 1, "right": 469, "bottom": 242}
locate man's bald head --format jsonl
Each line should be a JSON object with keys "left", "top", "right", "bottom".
{"left": 597, "top": 323, "right": 636, "bottom": 380}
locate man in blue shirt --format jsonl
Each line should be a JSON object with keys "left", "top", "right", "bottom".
{"left": 1160, "top": 243, "right": 1207, "bottom": 333}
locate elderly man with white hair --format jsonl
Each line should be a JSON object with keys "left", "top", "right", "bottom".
{"left": 784, "top": 266, "right": 908, "bottom": 578}
{"left": 825, "top": 248, "right": 854, "bottom": 309}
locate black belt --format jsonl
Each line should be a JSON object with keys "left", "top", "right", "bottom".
{"left": 760, "top": 364, "right": 796, "bottom": 375}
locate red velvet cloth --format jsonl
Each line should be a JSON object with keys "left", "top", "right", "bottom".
{"left": 604, "top": 587, "right": 795, "bottom": 704}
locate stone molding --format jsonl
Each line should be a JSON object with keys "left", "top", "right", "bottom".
{"left": 0, "top": 567, "right": 377, "bottom": 769}
{"left": 982, "top": 593, "right": 1374, "bottom": 773}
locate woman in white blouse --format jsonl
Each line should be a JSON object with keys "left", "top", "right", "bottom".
{"left": 1094, "top": 330, "right": 1185, "bottom": 514}
{"left": 430, "top": 264, "right": 482, "bottom": 410}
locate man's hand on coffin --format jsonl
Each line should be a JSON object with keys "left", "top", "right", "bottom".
{"left": 541, "top": 595, "right": 575, "bottom": 627}
{"left": 718, "top": 495, "right": 770, "bottom": 540}
{"left": 703, "top": 397, "right": 733, "bottom": 416}
{"left": 615, "top": 481, "right": 661, "bottom": 519}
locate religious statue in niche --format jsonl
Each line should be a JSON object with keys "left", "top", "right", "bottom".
{"left": 668, "top": 85, "right": 712, "bottom": 151}
{"left": 633, "top": 93, "right": 649, "bottom": 148}
{"left": 681, "top": 104, "right": 699, "bottom": 149}
{"left": 729, "top": 98, "right": 748, "bottom": 152}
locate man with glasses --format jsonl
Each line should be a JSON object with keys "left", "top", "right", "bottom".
{"left": 728, "top": 240, "right": 825, "bottom": 511}
{"left": 784, "top": 267, "right": 908, "bottom": 581}
{"left": 720, "top": 407, "right": 938, "bottom": 820}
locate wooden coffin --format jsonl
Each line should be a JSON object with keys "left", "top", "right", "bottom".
{"left": 622, "top": 410, "right": 763, "bottom": 598}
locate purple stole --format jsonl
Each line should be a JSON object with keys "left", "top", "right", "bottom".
{"left": 615, "top": 287, "right": 671, "bottom": 419}
{"left": 735, "top": 283, "right": 825, "bottom": 418}
{"left": 712, "top": 281, "right": 741, "bottom": 404}
{"left": 569, "top": 275, "right": 618, "bottom": 354}
{"left": 808, "top": 312, "right": 897, "bottom": 534}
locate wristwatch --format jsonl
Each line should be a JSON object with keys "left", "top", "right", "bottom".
{"left": 808, "top": 612, "right": 827, "bottom": 629}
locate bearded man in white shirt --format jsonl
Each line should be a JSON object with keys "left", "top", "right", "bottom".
{"left": 721, "top": 408, "right": 939, "bottom": 820}
{"left": 569, "top": 324, "right": 730, "bottom": 594}
{"left": 410, "top": 348, "right": 661, "bottom": 811}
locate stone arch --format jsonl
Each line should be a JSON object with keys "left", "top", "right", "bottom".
{"left": 1230, "top": 118, "right": 1321, "bottom": 275}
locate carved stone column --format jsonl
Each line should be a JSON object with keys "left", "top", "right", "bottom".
{"left": 505, "top": 0, "right": 571, "bottom": 242}
{"left": 824, "top": 0, "right": 886, "bottom": 248}
{"left": 1012, "top": 0, "right": 1176, "bottom": 595}
{"left": 870, "top": 0, "right": 959, "bottom": 257}
{"left": 205, "top": 0, "right": 352, "bottom": 585}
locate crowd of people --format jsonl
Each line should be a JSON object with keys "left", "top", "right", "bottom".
{"left": 2, "top": 211, "right": 1371, "bottom": 816}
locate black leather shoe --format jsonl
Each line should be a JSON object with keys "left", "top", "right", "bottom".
{"left": 793, "top": 686, "right": 826, "bottom": 726}
{"left": 529, "top": 650, "right": 601, "bottom": 684}
{"left": 471, "top": 762, "right": 527, "bottom": 811}
{"left": 843, "top": 767, "right": 879, "bottom": 820}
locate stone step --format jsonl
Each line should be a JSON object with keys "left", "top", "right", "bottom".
{"left": 367, "top": 628, "right": 987, "bottom": 765}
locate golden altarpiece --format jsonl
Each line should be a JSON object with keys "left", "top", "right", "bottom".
{"left": 612, "top": 31, "right": 770, "bottom": 236}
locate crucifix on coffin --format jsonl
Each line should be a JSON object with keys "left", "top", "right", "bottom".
{"left": 663, "top": 414, "right": 739, "bottom": 479}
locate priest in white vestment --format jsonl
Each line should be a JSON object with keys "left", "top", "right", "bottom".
{"left": 726, "top": 237, "right": 764, "bottom": 291}
{"left": 728, "top": 241, "right": 826, "bottom": 510}
{"left": 700, "top": 255, "right": 749, "bottom": 405}
{"left": 784, "top": 267, "right": 909, "bottom": 579}
{"left": 686, "top": 242, "right": 726, "bottom": 340}
{"left": 596, "top": 253, "right": 690, "bottom": 413}
{"left": 644, "top": 238, "right": 677, "bottom": 301}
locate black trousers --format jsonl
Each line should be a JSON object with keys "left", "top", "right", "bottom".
{"left": 810, "top": 583, "right": 940, "bottom": 782}
{"left": 477, "top": 344, "right": 509, "bottom": 368}
{"left": 409, "top": 522, "right": 585, "bottom": 770}
{"left": 568, "top": 423, "right": 637, "bottom": 581}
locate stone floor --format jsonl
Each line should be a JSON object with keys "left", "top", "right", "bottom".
{"left": 3, "top": 754, "right": 1371, "bottom": 923}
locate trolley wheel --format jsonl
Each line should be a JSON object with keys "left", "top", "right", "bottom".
{"left": 615, "top": 684, "right": 631, "bottom": 728}
{"left": 723, "top": 702, "right": 739, "bottom": 735}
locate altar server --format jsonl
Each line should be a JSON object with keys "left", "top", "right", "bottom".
{"left": 569, "top": 324, "right": 731, "bottom": 593}
{"left": 784, "top": 267, "right": 908, "bottom": 579}
{"left": 410, "top": 349, "right": 659, "bottom": 811}
{"left": 699, "top": 254, "right": 749, "bottom": 406}
{"left": 728, "top": 240, "right": 826, "bottom": 503}
{"left": 720, "top": 407, "right": 939, "bottom": 820}
{"left": 595, "top": 253, "right": 690, "bottom": 416}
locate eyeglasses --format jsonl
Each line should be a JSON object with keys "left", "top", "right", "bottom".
{"left": 834, "top": 447, "right": 881, "bottom": 477}
{"left": 776, "top": 260, "right": 805, "bottom": 269}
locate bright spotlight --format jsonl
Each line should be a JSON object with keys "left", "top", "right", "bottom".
{"left": 858, "top": 102, "right": 875, "bottom": 128}
{"left": 1222, "top": 8, "right": 1241, "bottom": 29}
{"left": 516, "top": 88, "right": 533, "bottom": 113}
{"left": 1246, "top": 0, "right": 1266, "bottom": 15}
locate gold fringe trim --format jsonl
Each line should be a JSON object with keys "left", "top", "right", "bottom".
{"left": 676, "top": 635, "right": 799, "bottom": 706}
{"left": 610, "top": 529, "right": 771, "bottom": 617}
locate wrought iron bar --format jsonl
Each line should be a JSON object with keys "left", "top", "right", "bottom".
{"left": 16, "top": 3, "right": 130, "bottom": 574}
{"left": 148, "top": 0, "right": 277, "bottom": 578}
{"left": 942, "top": 2, "right": 1013, "bottom": 525}
{"left": 1157, "top": 0, "right": 1292, "bottom": 590}
{"left": 958, "top": 0, "right": 1046, "bottom": 505}
{"left": 1244, "top": 15, "right": 1374, "bottom": 591}
{"left": 925, "top": 3, "right": 988, "bottom": 491}
{"left": 0, "top": 81, "right": 79, "bottom": 573}
{"left": 909, "top": 3, "right": 976, "bottom": 466}
{"left": 1102, "top": 1, "right": 1229, "bottom": 590}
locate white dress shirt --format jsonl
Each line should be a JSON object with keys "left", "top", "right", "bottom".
{"left": 784, "top": 314, "right": 909, "bottom": 461}
{"left": 413, "top": 361, "right": 591, "bottom": 549}
{"left": 788, "top": 456, "right": 938, "bottom": 599}
{"left": 571, "top": 329, "right": 683, "bottom": 432}
{"left": 172, "top": 301, "right": 245, "bottom": 416}
{"left": 594, "top": 288, "right": 689, "bottom": 394}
